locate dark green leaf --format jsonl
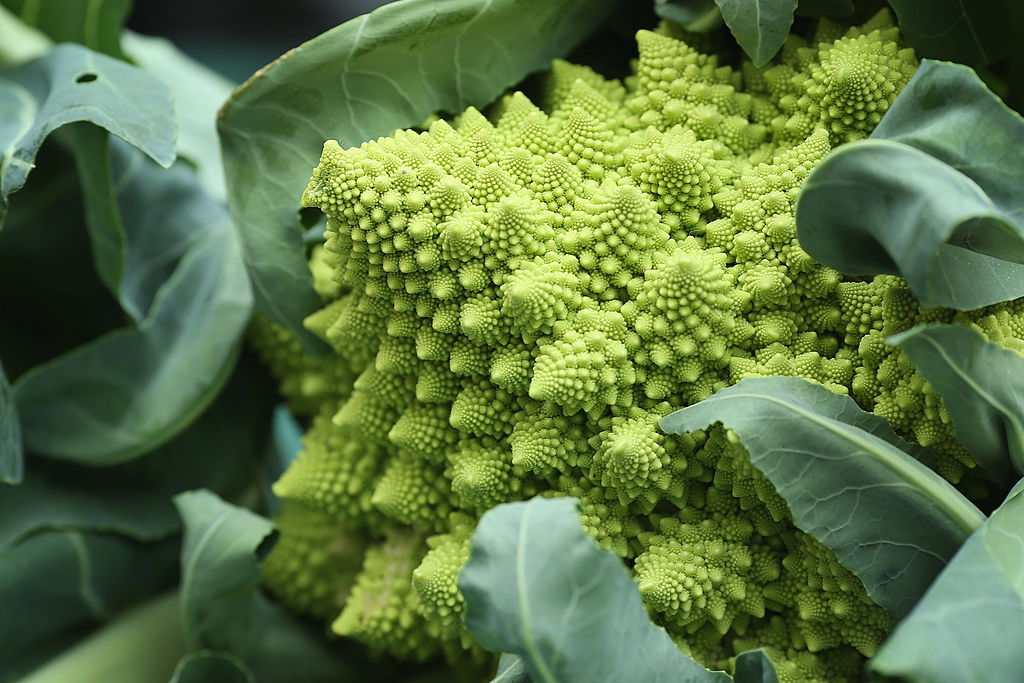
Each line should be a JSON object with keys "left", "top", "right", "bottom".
{"left": 713, "top": 0, "right": 797, "bottom": 67}
{"left": 218, "top": 0, "right": 617, "bottom": 350}
{"left": 0, "top": 358, "right": 21, "bottom": 484}
{"left": 14, "top": 138, "right": 252, "bottom": 464}
{"left": 0, "top": 533, "right": 178, "bottom": 683}
{"left": 0, "top": 43, "right": 175, "bottom": 225}
{"left": 870, "top": 481, "right": 1024, "bottom": 681}
{"left": 794, "top": 0, "right": 853, "bottom": 18}
{"left": 654, "top": 0, "right": 722, "bottom": 32}
{"left": 460, "top": 497, "right": 731, "bottom": 683}
{"left": 889, "top": 325, "right": 1024, "bottom": 480}
{"left": 491, "top": 654, "right": 532, "bottom": 683}
{"left": 886, "top": 0, "right": 1014, "bottom": 65}
{"left": 1, "top": 0, "right": 131, "bottom": 59}
{"left": 660, "top": 376, "right": 985, "bottom": 621}
{"left": 122, "top": 31, "right": 234, "bottom": 201}
{"left": 169, "top": 652, "right": 256, "bottom": 683}
{"left": 174, "top": 490, "right": 360, "bottom": 683}
{"left": 796, "top": 61, "right": 1024, "bottom": 310}
{"left": 732, "top": 650, "right": 779, "bottom": 683}
{"left": 0, "top": 471, "right": 180, "bottom": 553}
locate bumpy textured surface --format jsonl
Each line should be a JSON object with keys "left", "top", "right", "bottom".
{"left": 253, "top": 12, "right": 1024, "bottom": 682}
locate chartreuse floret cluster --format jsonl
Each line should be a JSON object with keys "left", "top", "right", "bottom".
{"left": 250, "top": 11, "right": 1024, "bottom": 682}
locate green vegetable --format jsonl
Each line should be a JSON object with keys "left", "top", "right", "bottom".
{"left": 248, "top": 8, "right": 1024, "bottom": 680}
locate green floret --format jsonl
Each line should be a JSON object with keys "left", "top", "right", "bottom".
{"left": 254, "top": 9, "right": 1023, "bottom": 681}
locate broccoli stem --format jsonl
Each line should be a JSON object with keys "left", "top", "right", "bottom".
{"left": 14, "top": 592, "right": 188, "bottom": 683}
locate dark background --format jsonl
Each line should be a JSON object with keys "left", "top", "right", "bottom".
{"left": 127, "top": 0, "right": 395, "bottom": 82}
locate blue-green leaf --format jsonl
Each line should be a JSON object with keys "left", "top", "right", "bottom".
{"left": 490, "top": 654, "right": 532, "bottom": 683}
{"left": 0, "top": 43, "right": 175, "bottom": 226}
{"left": 796, "top": 61, "right": 1024, "bottom": 310}
{"left": 889, "top": 324, "right": 1024, "bottom": 480}
{"left": 870, "top": 481, "right": 1024, "bottom": 681}
{"left": 460, "top": 496, "right": 732, "bottom": 683}
{"left": 14, "top": 137, "right": 252, "bottom": 464}
{"left": 732, "top": 650, "right": 780, "bottom": 683}
{"left": 660, "top": 376, "right": 985, "bottom": 622}
{"left": 0, "top": 358, "right": 21, "bottom": 484}
{"left": 217, "top": 0, "right": 618, "bottom": 351}
{"left": 174, "top": 490, "right": 360, "bottom": 683}
{"left": 654, "top": 0, "right": 722, "bottom": 32}
{"left": 713, "top": 0, "right": 797, "bottom": 67}
{"left": 122, "top": 31, "right": 234, "bottom": 201}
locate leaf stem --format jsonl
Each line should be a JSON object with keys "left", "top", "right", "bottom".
{"left": 14, "top": 592, "right": 187, "bottom": 683}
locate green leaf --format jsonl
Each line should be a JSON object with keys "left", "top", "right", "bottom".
{"left": 0, "top": 43, "right": 175, "bottom": 226}
{"left": 886, "top": 0, "right": 1015, "bottom": 66}
{"left": 0, "top": 358, "right": 21, "bottom": 484}
{"left": 169, "top": 652, "right": 255, "bottom": 683}
{"left": 122, "top": 31, "right": 234, "bottom": 201}
{"left": 0, "top": 5, "right": 49, "bottom": 64}
{"left": 217, "top": 0, "right": 618, "bottom": 350}
{"left": 796, "top": 61, "right": 1024, "bottom": 310}
{"left": 889, "top": 324, "right": 1024, "bottom": 480}
{"left": 733, "top": 650, "right": 780, "bottom": 683}
{"left": 0, "top": 533, "right": 178, "bottom": 683}
{"left": 659, "top": 376, "right": 985, "bottom": 622}
{"left": 490, "top": 654, "right": 531, "bottom": 683}
{"left": 653, "top": 0, "right": 723, "bottom": 32}
{"left": 174, "top": 490, "right": 360, "bottom": 683}
{"left": 794, "top": 0, "right": 853, "bottom": 18}
{"left": 1, "top": 0, "right": 131, "bottom": 59}
{"left": 870, "top": 481, "right": 1024, "bottom": 681}
{"left": 460, "top": 496, "right": 732, "bottom": 683}
{"left": 14, "top": 137, "right": 252, "bottom": 464}
{"left": 712, "top": 0, "right": 797, "bottom": 67}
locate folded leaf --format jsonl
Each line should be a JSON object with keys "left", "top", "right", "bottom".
{"left": 660, "top": 376, "right": 985, "bottom": 621}
{"left": 217, "top": 0, "right": 617, "bottom": 351}
{"left": 0, "top": 359, "right": 21, "bottom": 484}
{"left": 14, "top": 137, "right": 252, "bottom": 464}
{"left": 0, "top": 43, "right": 175, "bottom": 226}
{"left": 890, "top": 324, "right": 1024, "bottom": 480}
{"left": 174, "top": 490, "right": 364, "bottom": 683}
{"left": 870, "top": 480, "right": 1024, "bottom": 681}
{"left": 796, "top": 61, "right": 1024, "bottom": 310}
{"left": 460, "top": 496, "right": 734, "bottom": 683}
{"left": 713, "top": 0, "right": 797, "bottom": 67}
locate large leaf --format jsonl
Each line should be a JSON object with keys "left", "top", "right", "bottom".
{"left": 217, "top": 0, "right": 618, "bottom": 350}
{"left": 886, "top": 0, "right": 1016, "bottom": 66}
{"left": 0, "top": 358, "right": 21, "bottom": 484}
{"left": 0, "top": 43, "right": 174, "bottom": 226}
{"left": 713, "top": 0, "right": 797, "bottom": 67}
{"left": 174, "top": 490, "right": 363, "bottom": 683}
{"left": 0, "top": 533, "right": 178, "bottom": 683}
{"left": 0, "top": 0, "right": 131, "bottom": 59}
{"left": 122, "top": 31, "right": 234, "bottom": 201}
{"left": 460, "top": 496, "right": 733, "bottom": 683}
{"left": 659, "top": 376, "right": 985, "bottom": 621}
{"left": 890, "top": 325, "right": 1024, "bottom": 481}
{"left": 796, "top": 61, "right": 1024, "bottom": 310}
{"left": 14, "top": 136, "right": 252, "bottom": 464}
{"left": 870, "top": 480, "right": 1024, "bottom": 681}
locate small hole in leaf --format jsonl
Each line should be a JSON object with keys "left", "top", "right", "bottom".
{"left": 76, "top": 73, "right": 98, "bottom": 83}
